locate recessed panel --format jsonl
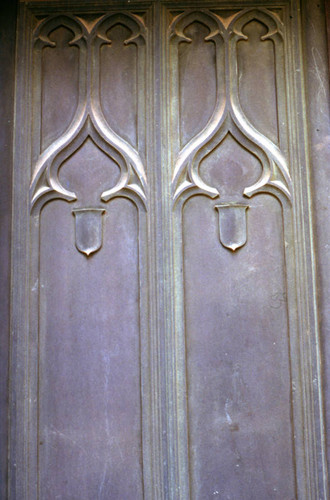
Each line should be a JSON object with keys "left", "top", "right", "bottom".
{"left": 41, "top": 26, "right": 79, "bottom": 151}
{"left": 33, "top": 10, "right": 148, "bottom": 498}
{"left": 237, "top": 20, "right": 279, "bottom": 144}
{"left": 200, "top": 134, "right": 262, "bottom": 200}
{"left": 178, "top": 21, "right": 219, "bottom": 147}
{"left": 100, "top": 24, "right": 138, "bottom": 148}
{"left": 39, "top": 198, "right": 143, "bottom": 499}
{"left": 183, "top": 195, "right": 296, "bottom": 499}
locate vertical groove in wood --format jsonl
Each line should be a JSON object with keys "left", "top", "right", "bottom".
{"left": 0, "top": 1, "right": 17, "bottom": 498}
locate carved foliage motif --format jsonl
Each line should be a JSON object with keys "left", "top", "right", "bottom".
{"left": 30, "top": 13, "right": 147, "bottom": 254}
{"left": 170, "top": 8, "right": 292, "bottom": 210}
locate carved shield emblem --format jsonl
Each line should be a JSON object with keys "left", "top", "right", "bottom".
{"left": 72, "top": 208, "right": 105, "bottom": 256}
{"left": 215, "top": 203, "right": 249, "bottom": 252}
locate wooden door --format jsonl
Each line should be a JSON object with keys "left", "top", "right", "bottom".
{"left": 8, "top": 1, "right": 329, "bottom": 499}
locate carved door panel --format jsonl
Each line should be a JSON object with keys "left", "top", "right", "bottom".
{"left": 9, "top": 1, "right": 328, "bottom": 500}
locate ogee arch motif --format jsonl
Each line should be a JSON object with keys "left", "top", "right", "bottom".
{"left": 30, "top": 12, "right": 148, "bottom": 218}
{"left": 171, "top": 8, "right": 292, "bottom": 207}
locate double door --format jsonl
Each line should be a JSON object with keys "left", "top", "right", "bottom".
{"left": 10, "top": 1, "right": 328, "bottom": 499}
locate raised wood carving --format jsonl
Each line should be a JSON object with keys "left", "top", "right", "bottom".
{"left": 215, "top": 203, "right": 249, "bottom": 251}
{"left": 171, "top": 9, "right": 291, "bottom": 206}
{"left": 31, "top": 12, "right": 147, "bottom": 219}
{"left": 73, "top": 207, "right": 105, "bottom": 256}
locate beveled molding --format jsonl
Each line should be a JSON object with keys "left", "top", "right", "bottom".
{"left": 9, "top": 1, "right": 329, "bottom": 500}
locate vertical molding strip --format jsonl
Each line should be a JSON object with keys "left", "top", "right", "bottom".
{"left": 288, "top": 1, "right": 329, "bottom": 497}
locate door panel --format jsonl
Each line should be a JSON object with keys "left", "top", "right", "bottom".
{"left": 167, "top": 3, "right": 327, "bottom": 499}
{"left": 237, "top": 19, "right": 279, "bottom": 144}
{"left": 39, "top": 199, "right": 142, "bottom": 499}
{"left": 11, "top": 5, "right": 151, "bottom": 498}
{"left": 183, "top": 195, "right": 295, "bottom": 499}
{"left": 40, "top": 26, "right": 80, "bottom": 151}
{"left": 9, "top": 1, "right": 329, "bottom": 499}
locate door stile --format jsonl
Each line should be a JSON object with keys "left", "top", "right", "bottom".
{"left": 9, "top": 4, "right": 35, "bottom": 498}
{"left": 162, "top": 3, "right": 192, "bottom": 499}
{"left": 285, "top": 1, "right": 329, "bottom": 497}
{"left": 147, "top": 2, "right": 168, "bottom": 498}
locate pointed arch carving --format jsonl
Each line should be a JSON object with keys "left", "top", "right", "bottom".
{"left": 34, "top": 14, "right": 88, "bottom": 49}
{"left": 169, "top": 9, "right": 226, "bottom": 42}
{"left": 228, "top": 8, "right": 290, "bottom": 202}
{"left": 30, "top": 11, "right": 148, "bottom": 215}
{"left": 92, "top": 11, "right": 146, "bottom": 46}
{"left": 91, "top": 12, "right": 147, "bottom": 207}
{"left": 171, "top": 7, "right": 292, "bottom": 207}
{"left": 229, "top": 7, "right": 284, "bottom": 39}
{"left": 32, "top": 15, "right": 88, "bottom": 161}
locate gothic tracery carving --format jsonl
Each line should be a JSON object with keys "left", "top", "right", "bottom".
{"left": 171, "top": 8, "right": 292, "bottom": 208}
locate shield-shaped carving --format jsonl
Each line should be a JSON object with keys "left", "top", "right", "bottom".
{"left": 72, "top": 208, "right": 105, "bottom": 256}
{"left": 215, "top": 203, "right": 249, "bottom": 252}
